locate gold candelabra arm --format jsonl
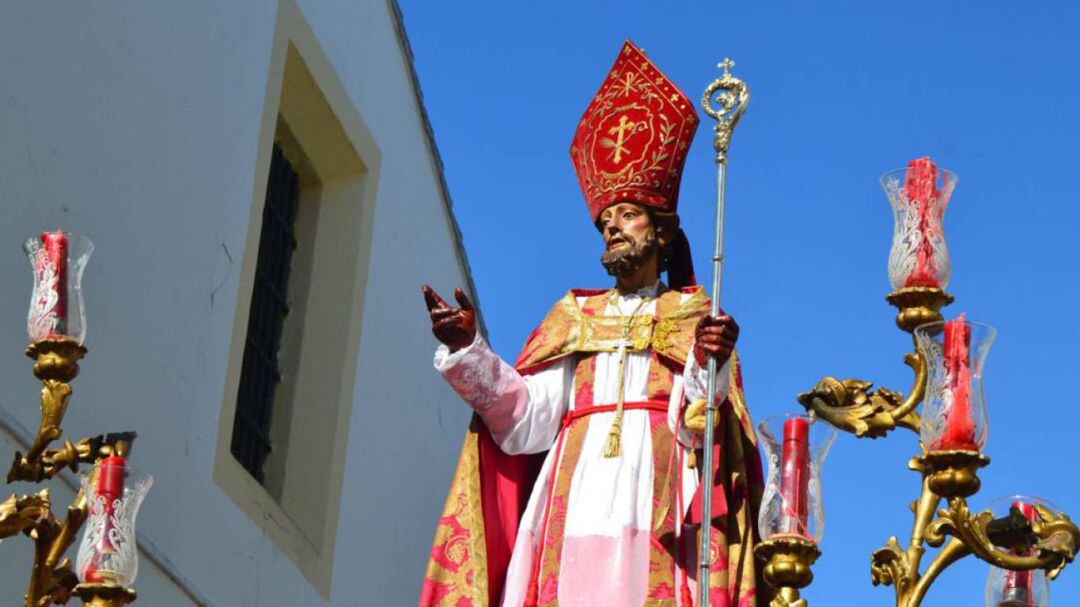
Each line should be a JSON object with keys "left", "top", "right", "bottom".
{"left": 925, "top": 497, "right": 1080, "bottom": 581}
{"left": 906, "top": 538, "right": 971, "bottom": 607}
{"left": 796, "top": 350, "right": 926, "bottom": 439}
{"left": 0, "top": 490, "right": 53, "bottom": 539}
{"left": 903, "top": 470, "right": 942, "bottom": 586}
{"left": 21, "top": 488, "right": 85, "bottom": 607}
{"left": 9, "top": 340, "right": 88, "bottom": 483}
{"left": 870, "top": 466, "right": 944, "bottom": 607}
{"left": 39, "top": 432, "right": 137, "bottom": 481}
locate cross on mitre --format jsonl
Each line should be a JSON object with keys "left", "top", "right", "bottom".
{"left": 607, "top": 114, "right": 637, "bottom": 164}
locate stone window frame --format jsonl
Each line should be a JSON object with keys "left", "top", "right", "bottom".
{"left": 213, "top": 0, "right": 381, "bottom": 596}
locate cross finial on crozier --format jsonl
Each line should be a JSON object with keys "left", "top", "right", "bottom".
{"left": 718, "top": 58, "right": 735, "bottom": 76}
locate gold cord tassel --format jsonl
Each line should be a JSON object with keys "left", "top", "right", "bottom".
{"left": 602, "top": 407, "right": 624, "bottom": 458}
{"left": 603, "top": 293, "right": 648, "bottom": 459}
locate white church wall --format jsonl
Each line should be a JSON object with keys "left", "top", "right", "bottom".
{"left": 0, "top": 0, "right": 474, "bottom": 604}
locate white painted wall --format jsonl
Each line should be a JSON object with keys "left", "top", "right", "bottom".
{"left": 0, "top": 1, "right": 473, "bottom": 604}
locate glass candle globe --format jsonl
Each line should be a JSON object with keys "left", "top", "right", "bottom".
{"left": 76, "top": 458, "right": 153, "bottom": 587}
{"left": 758, "top": 414, "right": 837, "bottom": 543}
{"left": 915, "top": 318, "right": 996, "bottom": 452}
{"left": 24, "top": 231, "right": 93, "bottom": 344}
{"left": 881, "top": 158, "right": 957, "bottom": 291}
{"left": 984, "top": 495, "right": 1054, "bottom": 607}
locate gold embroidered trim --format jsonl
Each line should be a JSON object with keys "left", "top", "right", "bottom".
{"left": 577, "top": 314, "right": 654, "bottom": 353}
{"left": 516, "top": 286, "right": 711, "bottom": 372}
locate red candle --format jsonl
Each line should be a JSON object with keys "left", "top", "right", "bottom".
{"left": 781, "top": 417, "right": 811, "bottom": 536}
{"left": 902, "top": 157, "right": 941, "bottom": 289}
{"left": 31, "top": 231, "right": 69, "bottom": 339}
{"left": 1001, "top": 501, "right": 1039, "bottom": 606}
{"left": 933, "top": 314, "right": 978, "bottom": 451}
{"left": 85, "top": 456, "right": 126, "bottom": 583}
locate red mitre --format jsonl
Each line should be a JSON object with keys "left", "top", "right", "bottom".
{"left": 570, "top": 40, "right": 700, "bottom": 222}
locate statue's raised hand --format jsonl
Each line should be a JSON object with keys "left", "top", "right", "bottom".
{"left": 693, "top": 311, "right": 738, "bottom": 367}
{"left": 422, "top": 285, "right": 476, "bottom": 353}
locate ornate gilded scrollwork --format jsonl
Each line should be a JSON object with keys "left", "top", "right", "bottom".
{"left": 0, "top": 490, "right": 53, "bottom": 538}
{"left": 871, "top": 537, "right": 912, "bottom": 600}
{"left": 701, "top": 58, "right": 749, "bottom": 164}
{"left": 797, "top": 351, "right": 925, "bottom": 439}
{"left": 926, "top": 498, "right": 1080, "bottom": 581}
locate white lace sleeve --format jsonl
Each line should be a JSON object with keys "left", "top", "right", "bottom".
{"left": 435, "top": 334, "right": 571, "bottom": 455}
{"left": 670, "top": 346, "right": 732, "bottom": 448}
{"left": 682, "top": 344, "right": 731, "bottom": 404}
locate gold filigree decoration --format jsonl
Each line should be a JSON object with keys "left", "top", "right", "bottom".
{"left": 871, "top": 537, "right": 911, "bottom": 601}
{"left": 650, "top": 316, "right": 679, "bottom": 352}
{"left": 701, "top": 58, "right": 749, "bottom": 164}
{"left": 797, "top": 352, "right": 926, "bottom": 438}
{"left": 926, "top": 498, "right": 1080, "bottom": 581}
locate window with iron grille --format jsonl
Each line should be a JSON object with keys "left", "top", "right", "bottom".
{"left": 230, "top": 143, "right": 300, "bottom": 483}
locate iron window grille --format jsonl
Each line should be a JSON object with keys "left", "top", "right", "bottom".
{"left": 231, "top": 144, "right": 300, "bottom": 483}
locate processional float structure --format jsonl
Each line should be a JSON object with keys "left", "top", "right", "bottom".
{"left": 0, "top": 232, "right": 149, "bottom": 607}
{"left": 700, "top": 61, "right": 1079, "bottom": 607}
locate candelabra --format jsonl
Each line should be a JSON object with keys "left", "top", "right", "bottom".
{"left": 0, "top": 232, "right": 150, "bottom": 607}
{"left": 754, "top": 160, "right": 1080, "bottom": 607}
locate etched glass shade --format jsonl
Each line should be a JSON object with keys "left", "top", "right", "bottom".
{"left": 881, "top": 160, "right": 957, "bottom": 290}
{"left": 758, "top": 414, "right": 836, "bottom": 543}
{"left": 24, "top": 231, "right": 93, "bottom": 344}
{"left": 915, "top": 319, "right": 996, "bottom": 452}
{"left": 76, "top": 460, "right": 153, "bottom": 587}
{"left": 985, "top": 495, "right": 1053, "bottom": 607}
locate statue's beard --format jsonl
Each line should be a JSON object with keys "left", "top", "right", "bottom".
{"left": 601, "top": 232, "right": 659, "bottom": 278}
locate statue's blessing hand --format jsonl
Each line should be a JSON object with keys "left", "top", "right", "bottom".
{"left": 693, "top": 311, "right": 738, "bottom": 367}
{"left": 422, "top": 284, "right": 476, "bottom": 353}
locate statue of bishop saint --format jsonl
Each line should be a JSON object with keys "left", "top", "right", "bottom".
{"left": 419, "top": 41, "right": 764, "bottom": 607}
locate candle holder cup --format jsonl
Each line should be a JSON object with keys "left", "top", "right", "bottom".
{"left": 882, "top": 161, "right": 956, "bottom": 292}
{"left": 914, "top": 319, "right": 996, "bottom": 454}
{"left": 758, "top": 414, "right": 836, "bottom": 545}
{"left": 919, "top": 449, "right": 990, "bottom": 499}
{"left": 76, "top": 461, "right": 153, "bottom": 590}
{"left": 755, "top": 535, "right": 821, "bottom": 607}
{"left": 984, "top": 496, "right": 1054, "bottom": 607}
{"left": 24, "top": 232, "right": 93, "bottom": 345}
{"left": 886, "top": 287, "right": 955, "bottom": 335}
{"left": 72, "top": 583, "right": 137, "bottom": 607}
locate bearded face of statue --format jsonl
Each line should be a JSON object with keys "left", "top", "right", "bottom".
{"left": 598, "top": 202, "right": 661, "bottom": 279}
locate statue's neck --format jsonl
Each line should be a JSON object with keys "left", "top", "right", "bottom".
{"left": 615, "top": 257, "right": 660, "bottom": 295}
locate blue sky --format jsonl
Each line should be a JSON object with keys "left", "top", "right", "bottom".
{"left": 400, "top": 1, "right": 1080, "bottom": 605}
